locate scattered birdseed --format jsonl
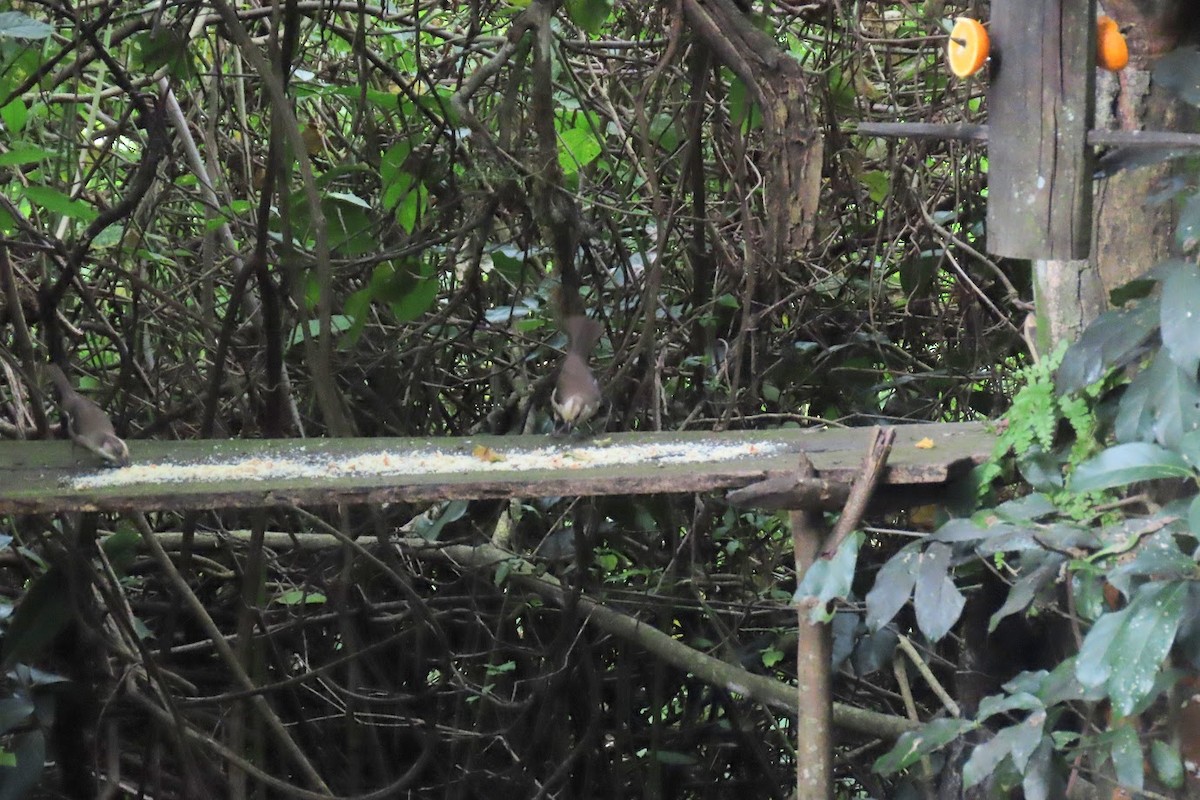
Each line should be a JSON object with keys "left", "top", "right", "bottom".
{"left": 67, "top": 440, "right": 788, "bottom": 490}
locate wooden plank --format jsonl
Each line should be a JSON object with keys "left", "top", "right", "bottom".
{"left": 987, "top": 0, "right": 1096, "bottom": 259}
{"left": 0, "top": 423, "right": 994, "bottom": 514}
{"left": 857, "top": 123, "right": 1200, "bottom": 151}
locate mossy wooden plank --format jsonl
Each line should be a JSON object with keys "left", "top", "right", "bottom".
{"left": 0, "top": 422, "right": 995, "bottom": 514}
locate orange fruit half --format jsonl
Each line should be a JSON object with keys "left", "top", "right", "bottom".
{"left": 946, "top": 17, "right": 989, "bottom": 78}
{"left": 1097, "top": 15, "right": 1128, "bottom": 71}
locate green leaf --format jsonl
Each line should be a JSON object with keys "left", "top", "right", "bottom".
{"left": 900, "top": 251, "right": 939, "bottom": 297}
{"left": 794, "top": 531, "right": 861, "bottom": 623}
{"left": 101, "top": 528, "right": 141, "bottom": 575}
{"left": 1161, "top": 261, "right": 1200, "bottom": 375}
{"left": 0, "top": 11, "right": 52, "bottom": 39}
{"left": 1161, "top": 261, "right": 1200, "bottom": 364}
{"left": 1071, "top": 442, "right": 1194, "bottom": 491}
{"left": 0, "top": 100, "right": 27, "bottom": 136}
{"left": 1076, "top": 582, "right": 1186, "bottom": 716}
{"left": 647, "top": 113, "right": 680, "bottom": 152}
{"left": 865, "top": 543, "right": 920, "bottom": 630}
{"left": 22, "top": 185, "right": 98, "bottom": 222}
{"left": 1153, "top": 46, "right": 1200, "bottom": 107}
{"left": 1022, "top": 738, "right": 1055, "bottom": 800}
{"left": 1114, "top": 348, "right": 1200, "bottom": 448}
{"left": 1106, "top": 530, "right": 1196, "bottom": 596}
{"left": 275, "top": 589, "right": 327, "bottom": 606}
{"left": 489, "top": 245, "right": 529, "bottom": 281}
{"left": 136, "top": 28, "right": 195, "bottom": 80}
{"left": 873, "top": 717, "right": 974, "bottom": 775}
{"left": 852, "top": 625, "right": 898, "bottom": 676}
{"left": 1150, "top": 739, "right": 1185, "bottom": 788}
{"left": 988, "top": 553, "right": 1066, "bottom": 632}
{"left": 558, "top": 126, "right": 602, "bottom": 174}
{"left": 1056, "top": 301, "right": 1158, "bottom": 394}
{"left": 564, "top": 0, "right": 611, "bottom": 33}
{"left": 1179, "top": 190, "right": 1200, "bottom": 251}
{"left": 930, "top": 517, "right": 990, "bottom": 543}
{"left": 393, "top": 182, "right": 427, "bottom": 233}
{"left": 975, "top": 691, "right": 1043, "bottom": 723}
{"left": 0, "top": 697, "right": 33, "bottom": 735}
{"left": 412, "top": 499, "right": 469, "bottom": 542}
{"left": 859, "top": 170, "right": 890, "bottom": 204}
{"left": 0, "top": 567, "right": 73, "bottom": 671}
{"left": 0, "top": 143, "right": 53, "bottom": 167}
{"left": 287, "top": 315, "right": 354, "bottom": 348}
{"left": 0, "top": 730, "right": 45, "bottom": 800}
{"left": 1109, "top": 723, "right": 1143, "bottom": 790}
{"left": 913, "top": 542, "right": 964, "bottom": 642}
{"left": 963, "top": 717, "right": 1046, "bottom": 788}
{"left": 389, "top": 264, "right": 439, "bottom": 322}
{"left": 760, "top": 646, "right": 784, "bottom": 668}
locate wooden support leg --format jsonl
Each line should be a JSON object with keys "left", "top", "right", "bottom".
{"left": 792, "top": 507, "right": 832, "bottom": 800}
{"left": 789, "top": 429, "right": 895, "bottom": 799}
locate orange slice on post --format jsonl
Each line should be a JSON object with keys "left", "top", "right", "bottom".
{"left": 946, "top": 17, "right": 989, "bottom": 78}
{"left": 1097, "top": 15, "right": 1128, "bottom": 71}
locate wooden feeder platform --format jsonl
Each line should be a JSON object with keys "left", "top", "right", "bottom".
{"left": 0, "top": 422, "right": 994, "bottom": 514}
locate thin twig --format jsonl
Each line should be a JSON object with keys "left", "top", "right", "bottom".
{"left": 821, "top": 427, "right": 895, "bottom": 558}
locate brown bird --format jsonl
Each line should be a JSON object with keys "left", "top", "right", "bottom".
{"left": 44, "top": 364, "right": 131, "bottom": 468}
{"left": 552, "top": 315, "right": 603, "bottom": 433}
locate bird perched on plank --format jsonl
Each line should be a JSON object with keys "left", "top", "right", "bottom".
{"left": 44, "top": 364, "right": 130, "bottom": 468}
{"left": 551, "top": 315, "right": 603, "bottom": 434}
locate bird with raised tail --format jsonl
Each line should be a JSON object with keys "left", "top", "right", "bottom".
{"left": 44, "top": 364, "right": 130, "bottom": 467}
{"left": 551, "top": 315, "right": 603, "bottom": 434}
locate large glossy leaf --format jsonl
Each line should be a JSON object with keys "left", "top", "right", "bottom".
{"left": 1161, "top": 260, "right": 1200, "bottom": 373}
{"left": 22, "top": 185, "right": 98, "bottom": 222}
{"left": 992, "top": 494, "right": 1057, "bottom": 523}
{"left": 864, "top": 542, "right": 920, "bottom": 630}
{"left": 0, "top": 696, "right": 33, "bottom": 735}
{"left": 1056, "top": 301, "right": 1157, "bottom": 394}
{"left": 1178, "top": 191, "right": 1200, "bottom": 252}
{"left": 1070, "top": 442, "right": 1193, "bottom": 492}
{"left": 0, "top": 11, "right": 52, "bottom": 39}
{"left": 1110, "top": 723, "right": 1143, "bottom": 790}
{"left": 1035, "top": 656, "right": 1107, "bottom": 705}
{"left": 852, "top": 624, "right": 898, "bottom": 676}
{"left": 975, "top": 691, "right": 1043, "bottom": 722}
{"left": 1114, "top": 348, "right": 1200, "bottom": 447}
{"left": 873, "top": 717, "right": 974, "bottom": 775}
{"left": 564, "top": 0, "right": 612, "bottom": 33}
{"left": 1105, "top": 531, "right": 1195, "bottom": 596}
{"left": 1153, "top": 46, "right": 1200, "bottom": 106}
{"left": 0, "top": 730, "right": 44, "bottom": 800}
{"left": 963, "top": 715, "right": 1046, "bottom": 789}
{"left": 558, "top": 126, "right": 602, "bottom": 175}
{"left": 1150, "top": 739, "right": 1185, "bottom": 789}
{"left": 988, "top": 552, "right": 1066, "bottom": 632}
{"left": 0, "top": 144, "right": 53, "bottom": 167}
{"left": 1076, "top": 581, "right": 1186, "bottom": 716}
{"left": 1022, "top": 738, "right": 1058, "bottom": 800}
{"left": 830, "top": 609, "right": 860, "bottom": 670}
{"left": 930, "top": 517, "right": 991, "bottom": 543}
{"left": 913, "top": 542, "right": 965, "bottom": 642}
{"left": 795, "top": 531, "right": 861, "bottom": 623}
{"left": 0, "top": 567, "right": 72, "bottom": 671}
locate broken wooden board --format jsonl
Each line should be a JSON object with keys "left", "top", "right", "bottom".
{"left": 0, "top": 422, "right": 995, "bottom": 514}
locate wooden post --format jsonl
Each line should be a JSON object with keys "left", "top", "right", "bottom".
{"left": 987, "top": 0, "right": 1096, "bottom": 259}
{"left": 792, "top": 507, "right": 832, "bottom": 800}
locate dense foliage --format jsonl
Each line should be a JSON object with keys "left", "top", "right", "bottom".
{"left": 3, "top": 0, "right": 1150, "bottom": 797}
